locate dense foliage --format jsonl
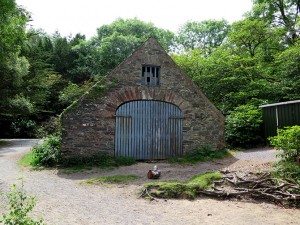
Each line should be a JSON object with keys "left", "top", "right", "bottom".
{"left": 269, "top": 126, "right": 300, "bottom": 162}
{"left": 172, "top": 1, "right": 300, "bottom": 146}
{"left": 225, "top": 104, "right": 263, "bottom": 147}
{"left": 1, "top": 0, "right": 300, "bottom": 148}
{"left": 32, "top": 133, "right": 62, "bottom": 166}
{"left": 269, "top": 126, "right": 300, "bottom": 185}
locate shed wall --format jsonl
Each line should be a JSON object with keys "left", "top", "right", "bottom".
{"left": 262, "top": 102, "right": 300, "bottom": 138}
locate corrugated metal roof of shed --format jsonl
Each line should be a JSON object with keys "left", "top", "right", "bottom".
{"left": 259, "top": 99, "right": 300, "bottom": 108}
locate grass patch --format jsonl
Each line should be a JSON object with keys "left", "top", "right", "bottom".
{"left": 18, "top": 150, "right": 136, "bottom": 173}
{"left": 144, "top": 172, "right": 222, "bottom": 199}
{"left": 83, "top": 175, "right": 140, "bottom": 185}
{"left": 189, "top": 172, "right": 223, "bottom": 189}
{"left": 18, "top": 151, "right": 41, "bottom": 169}
{"left": 0, "top": 140, "right": 9, "bottom": 146}
{"left": 61, "top": 156, "right": 136, "bottom": 173}
{"left": 168, "top": 146, "right": 232, "bottom": 165}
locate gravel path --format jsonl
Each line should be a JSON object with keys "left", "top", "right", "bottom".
{"left": 234, "top": 147, "right": 277, "bottom": 161}
{"left": 0, "top": 140, "right": 299, "bottom": 225}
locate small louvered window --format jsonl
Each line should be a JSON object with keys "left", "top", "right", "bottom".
{"left": 141, "top": 65, "right": 160, "bottom": 86}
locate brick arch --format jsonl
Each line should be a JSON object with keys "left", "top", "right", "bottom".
{"left": 104, "top": 86, "right": 193, "bottom": 117}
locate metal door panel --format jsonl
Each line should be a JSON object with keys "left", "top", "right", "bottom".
{"left": 115, "top": 100, "right": 182, "bottom": 160}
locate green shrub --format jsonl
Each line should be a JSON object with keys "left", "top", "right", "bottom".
{"left": 10, "top": 118, "right": 38, "bottom": 138}
{"left": 272, "top": 161, "right": 300, "bottom": 185}
{"left": 18, "top": 151, "right": 41, "bottom": 168}
{"left": 32, "top": 133, "right": 62, "bottom": 167}
{"left": 0, "top": 180, "right": 44, "bottom": 225}
{"left": 21, "top": 131, "right": 136, "bottom": 169}
{"left": 269, "top": 125, "right": 300, "bottom": 162}
{"left": 58, "top": 82, "right": 84, "bottom": 106}
{"left": 168, "top": 146, "right": 230, "bottom": 165}
{"left": 269, "top": 126, "right": 300, "bottom": 187}
{"left": 225, "top": 104, "right": 263, "bottom": 147}
{"left": 36, "top": 116, "right": 61, "bottom": 138}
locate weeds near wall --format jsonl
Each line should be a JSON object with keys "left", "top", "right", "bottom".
{"left": 168, "top": 146, "right": 231, "bottom": 165}
{"left": 61, "top": 155, "right": 136, "bottom": 173}
{"left": 32, "top": 133, "right": 62, "bottom": 167}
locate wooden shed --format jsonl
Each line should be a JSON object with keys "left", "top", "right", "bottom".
{"left": 61, "top": 38, "right": 225, "bottom": 160}
{"left": 259, "top": 100, "right": 300, "bottom": 138}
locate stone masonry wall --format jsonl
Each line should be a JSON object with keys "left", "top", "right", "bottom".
{"left": 61, "top": 38, "right": 225, "bottom": 159}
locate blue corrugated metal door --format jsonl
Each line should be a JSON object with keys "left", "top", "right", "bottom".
{"left": 115, "top": 100, "right": 183, "bottom": 160}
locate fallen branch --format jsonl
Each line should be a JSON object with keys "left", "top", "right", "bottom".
{"left": 139, "top": 187, "right": 158, "bottom": 201}
{"left": 141, "top": 170, "right": 300, "bottom": 207}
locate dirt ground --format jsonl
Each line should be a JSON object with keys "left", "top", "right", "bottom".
{"left": 0, "top": 140, "right": 299, "bottom": 225}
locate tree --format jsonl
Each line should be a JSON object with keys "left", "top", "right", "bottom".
{"left": 0, "top": 0, "right": 30, "bottom": 110}
{"left": 51, "top": 33, "right": 75, "bottom": 76}
{"left": 93, "top": 18, "right": 175, "bottom": 75}
{"left": 176, "top": 20, "right": 230, "bottom": 54}
{"left": 95, "top": 18, "right": 174, "bottom": 50}
{"left": 21, "top": 29, "right": 56, "bottom": 110}
{"left": 173, "top": 18, "right": 286, "bottom": 114}
{"left": 228, "top": 19, "right": 273, "bottom": 57}
{"left": 225, "top": 104, "right": 263, "bottom": 147}
{"left": 273, "top": 39, "right": 300, "bottom": 100}
{"left": 68, "top": 39, "right": 102, "bottom": 83}
{"left": 171, "top": 49, "right": 205, "bottom": 82}
{"left": 97, "top": 33, "right": 141, "bottom": 75}
{"left": 251, "top": 0, "right": 300, "bottom": 44}
{"left": 0, "top": 0, "right": 33, "bottom": 137}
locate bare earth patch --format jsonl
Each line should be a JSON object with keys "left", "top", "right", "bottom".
{"left": 0, "top": 141, "right": 299, "bottom": 225}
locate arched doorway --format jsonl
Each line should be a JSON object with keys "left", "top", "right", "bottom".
{"left": 115, "top": 100, "right": 183, "bottom": 160}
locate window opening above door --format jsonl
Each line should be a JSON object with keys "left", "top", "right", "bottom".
{"left": 141, "top": 65, "right": 160, "bottom": 86}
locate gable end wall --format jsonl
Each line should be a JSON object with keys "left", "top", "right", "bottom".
{"left": 61, "top": 38, "right": 225, "bottom": 159}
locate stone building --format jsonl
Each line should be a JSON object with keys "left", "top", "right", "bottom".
{"left": 61, "top": 38, "right": 225, "bottom": 160}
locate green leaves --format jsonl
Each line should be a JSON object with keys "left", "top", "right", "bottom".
{"left": 97, "top": 34, "right": 141, "bottom": 74}
{"left": 269, "top": 126, "right": 300, "bottom": 162}
{"left": 251, "top": 0, "right": 300, "bottom": 44}
{"left": 0, "top": 1, "right": 29, "bottom": 59}
{"left": 92, "top": 18, "right": 175, "bottom": 75}
{"left": 0, "top": 0, "right": 299, "bottom": 143}
{"left": 229, "top": 19, "right": 272, "bottom": 57}
{"left": 269, "top": 126, "right": 300, "bottom": 186}
{"left": 0, "top": 180, "right": 44, "bottom": 225}
{"left": 176, "top": 19, "right": 230, "bottom": 54}
{"left": 8, "top": 94, "right": 35, "bottom": 116}
{"left": 58, "top": 82, "right": 86, "bottom": 107}
{"left": 32, "top": 133, "right": 62, "bottom": 166}
{"left": 225, "top": 104, "right": 263, "bottom": 147}
{"left": 96, "top": 18, "right": 174, "bottom": 51}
